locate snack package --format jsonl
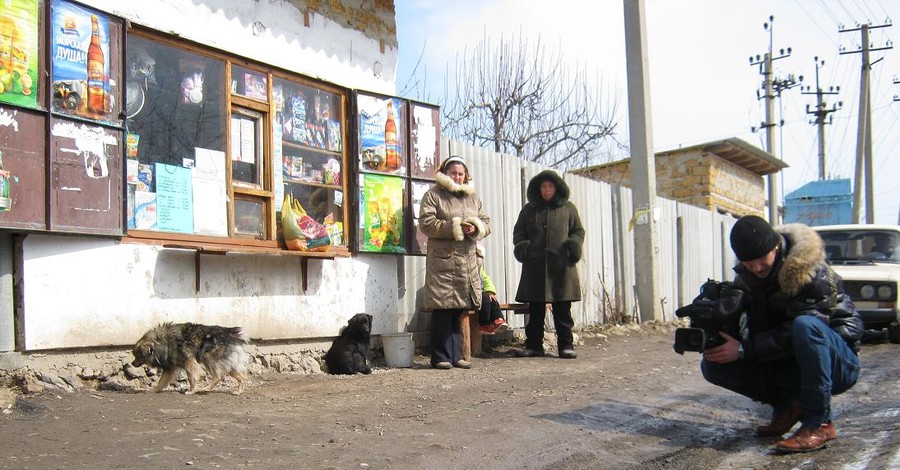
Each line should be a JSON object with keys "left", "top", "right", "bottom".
{"left": 293, "top": 198, "right": 330, "bottom": 251}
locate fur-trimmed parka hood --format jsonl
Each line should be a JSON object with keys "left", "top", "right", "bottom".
{"left": 434, "top": 171, "right": 476, "bottom": 196}
{"left": 774, "top": 223, "right": 827, "bottom": 295}
{"left": 736, "top": 222, "right": 826, "bottom": 296}
{"left": 526, "top": 170, "right": 570, "bottom": 207}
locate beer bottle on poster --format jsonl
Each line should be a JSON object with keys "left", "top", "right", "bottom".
{"left": 86, "top": 15, "right": 106, "bottom": 114}
{"left": 383, "top": 100, "right": 399, "bottom": 171}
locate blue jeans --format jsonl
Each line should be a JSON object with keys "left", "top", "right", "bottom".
{"left": 701, "top": 315, "right": 860, "bottom": 428}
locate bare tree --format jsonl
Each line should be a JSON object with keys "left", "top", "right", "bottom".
{"left": 439, "top": 30, "right": 621, "bottom": 170}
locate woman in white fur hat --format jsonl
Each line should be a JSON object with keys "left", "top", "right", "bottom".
{"left": 418, "top": 156, "right": 492, "bottom": 369}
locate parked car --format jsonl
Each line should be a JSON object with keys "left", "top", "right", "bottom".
{"left": 813, "top": 224, "right": 900, "bottom": 343}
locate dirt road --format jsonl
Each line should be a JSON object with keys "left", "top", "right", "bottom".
{"left": 1, "top": 328, "right": 897, "bottom": 470}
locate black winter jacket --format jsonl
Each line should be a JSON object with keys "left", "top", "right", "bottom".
{"left": 734, "top": 223, "right": 864, "bottom": 361}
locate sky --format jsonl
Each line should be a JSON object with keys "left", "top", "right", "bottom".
{"left": 394, "top": 0, "right": 900, "bottom": 225}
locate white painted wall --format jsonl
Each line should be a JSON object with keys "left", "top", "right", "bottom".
{"left": 15, "top": 1, "right": 401, "bottom": 350}
{"left": 79, "top": 0, "right": 397, "bottom": 95}
{"left": 23, "top": 234, "right": 403, "bottom": 349}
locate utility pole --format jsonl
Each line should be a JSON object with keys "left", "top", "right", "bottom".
{"left": 801, "top": 57, "right": 841, "bottom": 180}
{"left": 623, "top": 0, "right": 661, "bottom": 323}
{"left": 840, "top": 21, "right": 892, "bottom": 224}
{"left": 750, "top": 16, "right": 800, "bottom": 224}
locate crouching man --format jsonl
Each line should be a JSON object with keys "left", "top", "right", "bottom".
{"left": 701, "top": 215, "right": 863, "bottom": 453}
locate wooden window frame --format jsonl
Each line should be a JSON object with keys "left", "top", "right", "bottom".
{"left": 122, "top": 28, "right": 350, "bottom": 257}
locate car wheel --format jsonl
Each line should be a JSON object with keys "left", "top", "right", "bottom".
{"left": 889, "top": 324, "right": 900, "bottom": 344}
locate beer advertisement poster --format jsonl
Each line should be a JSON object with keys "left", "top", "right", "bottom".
{"left": 358, "top": 173, "right": 406, "bottom": 253}
{"left": 357, "top": 93, "right": 406, "bottom": 176}
{"left": 50, "top": 1, "right": 111, "bottom": 122}
{"left": 0, "top": 0, "right": 39, "bottom": 109}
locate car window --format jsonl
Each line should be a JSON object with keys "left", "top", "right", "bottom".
{"left": 818, "top": 230, "right": 900, "bottom": 263}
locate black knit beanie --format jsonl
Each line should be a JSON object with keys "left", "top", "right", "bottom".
{"left": 730, "top": 215, "right": 780, "bottom": 261}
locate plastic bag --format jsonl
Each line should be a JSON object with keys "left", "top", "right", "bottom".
{"left": 281, "top": 194, "right": 307, "bottom": 251}
{"left": 282, "top": 194, "right": 330, "bottom": 252}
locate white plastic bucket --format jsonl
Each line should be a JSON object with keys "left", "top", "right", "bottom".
{"left": 382, "top": 333, "right": 415, "bottom": 368}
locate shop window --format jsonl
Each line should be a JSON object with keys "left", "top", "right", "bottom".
{"left": 123, "top": 32, "right": 348, "bottom": 253}
{"left": 1, "top": 2, "right": 361, "bottom": 250}
{"left": 231, "top": 65, "right": 267, "bottom": 103}
{"left": 230, "top": 106, "right": 264, "bottom": 188}
{"left": 273, "top": 76, "right": 345, "bottom": 250}
{"left": 124, "top": 35, "right": 227, "bottom": 236}
{"left": 233, "top": 195, "right": 267, "bottom": 240}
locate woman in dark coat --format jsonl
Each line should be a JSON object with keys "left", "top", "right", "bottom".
{"left": 419, "top": 156, "right": 491, "bottom": 369}
{"left": 512, "top": 170, "right": 585, "bottom": 359}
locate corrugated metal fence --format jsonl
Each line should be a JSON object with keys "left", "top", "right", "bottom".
{"left": 399, "top": 139, "right": 740, "bottom": 336}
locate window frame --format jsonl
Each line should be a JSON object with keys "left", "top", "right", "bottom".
{"left": 122, "top": 28, "right": 351, "bottom": 256}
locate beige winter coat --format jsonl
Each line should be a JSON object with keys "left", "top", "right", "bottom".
{"left": 419, "top": 172, "right": 491, "bottom": 310}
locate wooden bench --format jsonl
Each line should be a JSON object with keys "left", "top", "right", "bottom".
{"left": 421, "top": 303, "right": 528, "bottom": 360}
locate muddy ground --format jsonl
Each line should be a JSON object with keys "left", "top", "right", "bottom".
{"left": 0, "top": 327, "right": 898, "bottom": 470}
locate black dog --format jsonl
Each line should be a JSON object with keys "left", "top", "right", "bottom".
{"left": 324, "top": 313, "right": 373, "bottom": 375}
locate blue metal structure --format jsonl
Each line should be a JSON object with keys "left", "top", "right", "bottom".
{"left": 784, "top": 179, "right": 852, "bottom": 226}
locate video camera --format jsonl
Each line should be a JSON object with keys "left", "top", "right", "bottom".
{"left": 673, "top": 279, "right": 747, "bottom": 355}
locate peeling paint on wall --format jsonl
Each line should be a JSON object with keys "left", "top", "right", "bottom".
{"left": 0, "top": 108, "right": 20, "bottom": 132}
{"left": 51, "top": 121, "right": 117, "bottom": 181}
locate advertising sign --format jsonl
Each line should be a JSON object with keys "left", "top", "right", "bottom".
{"left": 0, "top": 0, "right": 39, "bottom": 109}
{"left": 51, "top": 1, "right": 113, "bottom": 122}
{"left": 359, "top": 173, "right": 405, "bottom": 253}
{"left": 357, "top": 93, "right": 405, "bottom": 176}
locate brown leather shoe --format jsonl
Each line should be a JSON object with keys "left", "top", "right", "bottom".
{"left": 775, "top": 423, "right": 837, "bottom": 453}
{"left": 756, "top": 401, "right": 803, "bottom": 437}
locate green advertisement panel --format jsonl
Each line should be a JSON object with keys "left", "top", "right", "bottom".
{"left": 0, "top": 0, "right": 39, "bottom": 109}
{"left": 359, "top": 173, "right": 405, "bottom": 253}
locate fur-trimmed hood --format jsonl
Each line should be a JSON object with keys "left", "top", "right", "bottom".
{"left": 434, "top": 171, "right": 476, "bottom": 196}
{"left": 775, "top": 223, "right": 827, "bottom": 295}
{"left": 526, "top": 170, "right": 570, "bottom": 208}
{"left": 737, "top": 223, "right": 827, "bottom": 296}
{"left": 733, "top": 222, "right": 863, "bottom": 360}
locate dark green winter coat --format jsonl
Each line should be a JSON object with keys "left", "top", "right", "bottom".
{"left": 513, "top": 170, "right": 585, "bottom": 302}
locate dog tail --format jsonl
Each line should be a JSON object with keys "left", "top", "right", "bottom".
{"left": 196, "top": 326, "right": 248, "bottom": 362}
{"left": 224, "top": 326, "right": 249, "bottom": 345}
